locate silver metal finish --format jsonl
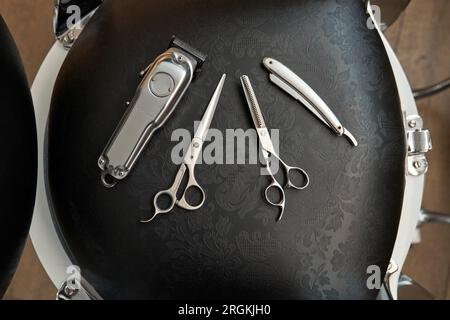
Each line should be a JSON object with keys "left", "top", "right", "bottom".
{"left": 99, "top": 45, "right": 203, "bottom": 188}
{"left": 405, "top": 114, "right": 432, "bottom": 176}
{"left": 419, "top": 209, "right": 450, "bottom": 226}
{"left": 56, "top": 279, "right": 103, "bottom": 300}
{"left": 29, "top": 0, "right": 427, "bottom": 300}
{"left": 365, "top": 0, "right": 428, "bottom": 299}
{"left": 53, "top": 0, "right": 102, "bottom": 49}
{"left": 383, "top": 259, "right": 399, "bottom": 300}
{"left": 240, "top": 75, "right": 310, "bottom": 222}
{"left": 57, "top": 281, "right": 78, "bottom": 300}
{"left": 262, "top": 57, "right": 358, "bottom": 147}
{"left": 141, "top": 74, "right": 226, "bottom": 223}
{"left": 398, "top": 274, "right": 415, "bottom": 288}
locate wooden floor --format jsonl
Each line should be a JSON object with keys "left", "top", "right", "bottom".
{"left": 1, "top": 0, "right": 449, "bottom": 300}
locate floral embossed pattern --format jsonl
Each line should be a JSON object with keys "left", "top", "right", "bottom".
{"left": 48, "top": 0, "right": 405, "bottom": 299}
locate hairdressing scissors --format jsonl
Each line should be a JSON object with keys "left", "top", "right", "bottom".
{"left": 141, "top": 74, "right": 226, "bottom": 223}
{"left": 240, "top": 75, "right": 310, "bottom": 222}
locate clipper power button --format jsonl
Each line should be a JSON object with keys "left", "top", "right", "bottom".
{"left": 150, "top": 72, "right": 175, "bottom": 98}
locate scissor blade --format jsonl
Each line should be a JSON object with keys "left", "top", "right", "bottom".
{"left": 240, "top": 75, "right": 267, "bottom": 129}
{"left": 194, "top": 74, "right": 226, "bottom": 142}
{"left": 241, "top": 76, "right": 279, "bottom": 154}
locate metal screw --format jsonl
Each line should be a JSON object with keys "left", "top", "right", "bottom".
{"left": 193, "top": 142, "right": 200, "bottom": 148}
{"left": 69, "top": 30, "right": 76, "bottom": 40}
{"left": 64, "top": 285, "right": 78, "bottom": 297}
{"left": 98, "top": 158, "right": 105, "bottom": 166}
{"left": 64, "top": 30, "right": 76, "bottom": 45}
{"left": 117, "top": 169, "right": 126, "bottom": 177}
{"left": 409, "top": 120, "right": 417, "bottom": 129}
{"left": 413, "top": 160, "right": 422, "bottom": 169}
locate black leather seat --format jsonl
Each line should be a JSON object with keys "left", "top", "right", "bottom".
{"left": 47, "top": 0, "right": 406, "bottom": 299}
{"left": 0, "top": 16, "right": 37, "bottom": 297}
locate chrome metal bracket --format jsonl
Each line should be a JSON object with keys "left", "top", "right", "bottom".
{"left": 405, "top": 114, "right": 432, "bottom": 176}
{"left": 383, "top": 259, "right": 399, "bottom": 300}
{"left": 419, "top": 209, "right": 450, "bottom": 226}
{"left": 53, "top": 0, "right": 102, "bottom": 49}
{"left": 56, "top": 280, "right": 80, "bottom": 300}
{"left": 56, "top": 279, "right": 102, "bottom": 300}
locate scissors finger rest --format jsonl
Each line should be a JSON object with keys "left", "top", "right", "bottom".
{"left": 284, "top": 165, "right": 310, "bottom": 190}
{"left": 264, "top": 181, "right": 286, "bottom": 222}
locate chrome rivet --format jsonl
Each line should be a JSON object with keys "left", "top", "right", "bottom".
{"left": 413, "top": 161, "right": 422, "bottom": 169}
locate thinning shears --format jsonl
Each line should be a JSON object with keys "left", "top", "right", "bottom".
{"left": 240, "top": 75, "right": 310, "bottom": 222}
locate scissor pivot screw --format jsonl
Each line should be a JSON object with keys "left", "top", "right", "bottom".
{"left": 193, "top": 142, "right": 200, "bottom": 148}
{"left": 116, "top": 169, "right": 126, "bottom": 177}
{"left": 409, "top": 120, "right": 417, "bottom": 128}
